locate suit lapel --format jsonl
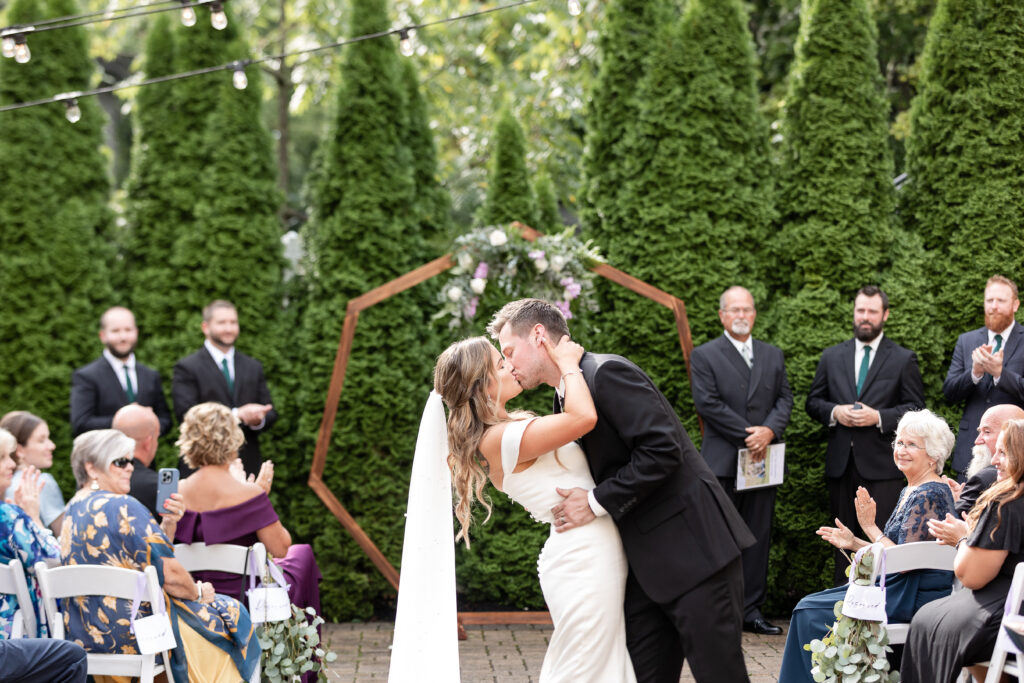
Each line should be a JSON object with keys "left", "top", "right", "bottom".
{"left": 100, "top": 359, "right": 130, "bottom": 400}
{"left": 1002, "top": 322, "right": 1024, "bottom": 364}
{"left": 201, "top": 348, "right": 235, "bottom": 404}
{"left": 716, "top": 335, "right": 751, "bottom": 380}
{"left": 747, "top": 340, "right": 764, "bottom": 402}
{"left": 840, "top": 339, "right": 858, "bottom": 400}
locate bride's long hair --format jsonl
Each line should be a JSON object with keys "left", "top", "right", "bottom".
{"left": 433, "top": 337, "right": 503, "bottom": 546}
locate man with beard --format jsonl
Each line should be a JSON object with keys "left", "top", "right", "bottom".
{"left": 70, "top": 307, "right": 172, "bottom": 437}
{"left": 689, "top": 286, "right": 792, "bottom": 635}
{"left": 949, "top": 403, "right": 1024, "bottom": 517}
{"left": 943, "top": 275, "right": 1024, "bottom": 480}
{"left": 172, "top": 300, "right": 276, "bottom": 476}
{"left": 806, "top": 286, "right": 925, "bottom": 584}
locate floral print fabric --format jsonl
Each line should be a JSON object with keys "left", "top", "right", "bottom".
{"left": 0, "top": 503, "right": 60, "bottom": 637}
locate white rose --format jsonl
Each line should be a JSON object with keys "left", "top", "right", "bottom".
{"left": 535, "top": 258, "right": 549, "bottom": 273}
{"left": 457, "top": 251, "right": 474, "bottom": 270}
{"left": 470, "top": 278, "right": 487, "bottom": 294}
{"left": 488, "top": 230, "right": 508, "bottom": 247}
{"left": 447, "top": 286, "right": 463, "bottom": 302}
{"left": 550, "top": 255, "right": 566, "bottom": 272}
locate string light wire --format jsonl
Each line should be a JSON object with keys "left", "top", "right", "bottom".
{"left": 1, "top": 0, "right": 218, "bottom": 35}
{"left": 0, "top": 0, "right": 543, "bottom": 115}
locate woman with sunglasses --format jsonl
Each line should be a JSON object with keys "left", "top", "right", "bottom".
{"left": 61, "top": 430, "right": 261, "bottom": 682}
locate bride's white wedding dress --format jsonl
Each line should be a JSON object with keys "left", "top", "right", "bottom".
{"left": 499, "top": 418, "right": 636, "bottom": 683}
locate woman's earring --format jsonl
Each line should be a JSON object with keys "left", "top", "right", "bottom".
{"left": 90, "top": 479, "right": 99, "bottom": 491}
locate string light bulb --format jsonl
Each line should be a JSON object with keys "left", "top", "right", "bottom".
{"left": 231, "top": 62, "right": 247, "bottom": 90}
{"left": 567, "top": 0, "right": 582, "bottom": 16}
{"left": 209, "top": 2, "right": 227, "bottom": 30}
{"left": 13, "top": 35, "right": 30, "bottom": 63}
{"left": 2, "top": 34, "right": 15, "bottom": 58}
{"left": 398, "top": 28, "right": 414, "bottom": 57}
{"left": 179, "top": 0, "right": 197, "bottom": 27}
{"left": 64, "top": 98, "right": 81, "bottom": 123}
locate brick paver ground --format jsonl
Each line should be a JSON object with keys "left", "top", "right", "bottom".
{"left": 321, "top": 620, "right": 787, "bottom": 682}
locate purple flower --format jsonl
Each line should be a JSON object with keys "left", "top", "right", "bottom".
{"left": 473, "top": 262, "right": 489, "bottom": 279}
{"left": 464, "top": 296, "right": 479, "bottom": 318}
{"left": 554, "top": 300, "right": 573, "bottom": 320}
{"left": 560, "top": 277, "right": 582, "bottom": 300}
{"left": 528, "top": 250, "right": 545, "bottom": 260}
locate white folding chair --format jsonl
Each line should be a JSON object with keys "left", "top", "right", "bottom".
{"left": 980, "top": 562, "right": 1024, "bottom": 682}
{"left": 866, "top": 541, "right": 957, "bottom": 645}
{"left": 34, "top": 562, "right": 174, "bottom": 683}
{"left": 0, "top": 558, "right": 37, "bottom": 638}
{"left": 174, "top": 541, "right": 267, "bottom": 683}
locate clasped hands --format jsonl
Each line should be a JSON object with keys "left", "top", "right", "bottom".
{"left": 834, "top": 403, "right": 880, "bottom": 428}
{"left": 972, "top": 344, "right": 1003, "bottom": 379}
{"left": 744, "top": 426, "right": 773, "bottom": 460}
{"left": 237, "top": 403, "right": 273, "bottom": 427}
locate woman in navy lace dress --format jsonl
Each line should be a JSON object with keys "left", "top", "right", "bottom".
{"left": 778, "top": 409, "right": 957, "bottom": 682}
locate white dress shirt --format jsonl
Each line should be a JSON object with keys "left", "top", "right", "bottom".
{"left": 724, "top": 332, "right": 753, "bottom": 367}
{"left": 103, "top": 349, "right": 137, "bottom": 395}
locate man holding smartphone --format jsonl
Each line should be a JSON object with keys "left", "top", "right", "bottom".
{"left": 806, "top": 286, "right": 925, "bottom": 584}
{"left": 113, "top": 404, "right": 162, "bottom": 517}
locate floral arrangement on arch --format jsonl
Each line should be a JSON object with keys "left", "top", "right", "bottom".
{"left": 436, "top": 224, "right": 604, "bottom": 329}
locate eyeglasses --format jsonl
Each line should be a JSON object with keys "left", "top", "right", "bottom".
{"left": 110, "top": 457, "right": 132, "bottom": 469}
{"left": 894, "top": 441, "right": 925, "bottom": 452}
{"left": 723, "top": 307, "right": 754, "bottom": 315}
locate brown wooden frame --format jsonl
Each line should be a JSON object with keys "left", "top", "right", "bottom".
{"left": 307, "top": 222, "right": 696, "bottom": 625}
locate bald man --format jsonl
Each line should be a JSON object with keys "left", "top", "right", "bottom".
{"left": 113, "top": 404, "right": 162, "bottom": 517}
{"left": 953, "top": 403, "right": 1024, "bottom": 516}
{"left": 71, "top": 307, "right": 172, "bottom": 437}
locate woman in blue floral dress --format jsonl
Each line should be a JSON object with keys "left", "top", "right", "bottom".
{"left": 0, "top": 427, "right": 60, "bottom": 638}
{"left": 61, "top": 429, "right": 260, "bottom": 682}
{"left": 778, "top": 409, "right": 958, "bottom": 682}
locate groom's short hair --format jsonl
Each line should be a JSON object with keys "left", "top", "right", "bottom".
{"left": 487, "top": 299, "right": 570, "bottom": 340}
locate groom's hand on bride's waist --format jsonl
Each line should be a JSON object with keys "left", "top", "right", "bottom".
{"left": 551, "top": 487, "right": 596, "bottom": 533}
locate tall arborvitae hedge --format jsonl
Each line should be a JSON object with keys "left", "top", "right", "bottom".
{"left": 902, "top": 0, "right": 1024, "bottom": 353}
{"left": 297, "top": 0, "right": 440, "bottom": 619}
{"left": 580, "top": 0, "right": 673, "bottom": 245}
{"left": 766, "top": 0, "right": 899, "bottom": 613}
{"left": 534, "top": 170, "right": 562, "bottom": 232}
{"left": 0, "top": 0, "right": 113, "bottom": 492}
{"left": 477, "top": 108, "right": 537, "bottom": 227}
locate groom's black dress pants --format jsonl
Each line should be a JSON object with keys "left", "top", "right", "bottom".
{"left": 624, "top": 555, "right": 749, "bottom": 683}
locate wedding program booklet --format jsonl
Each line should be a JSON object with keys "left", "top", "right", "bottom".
{"left": 735, "top": 442, "right": 785, "bottom": 491}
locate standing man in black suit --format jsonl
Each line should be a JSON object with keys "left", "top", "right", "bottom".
{"left": 491, "top": 299, "right": 755, "bottom": 683}
{"left": 70, "top": 306, "right": 172, "bottom": 437}
{"left": 172, "top": 300, "right": 276, "bottom": 476}
{"left": 112, "top": 403, "right": 161, "bottom": 517}
{"left": 943, "top": 275, "right": 1024, "bottom": 479}
{"left": 690, "top": 286, "right": 792, "bottom": 636}
{"left": 806, "top": 285, "right": 925, "bottom": 584}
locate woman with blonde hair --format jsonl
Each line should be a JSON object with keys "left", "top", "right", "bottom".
{"left": 431, "top": 334, "right": 634, "bottom": 682}
{"left": 902, "top": 418, "right": 1024, "bottom": 682}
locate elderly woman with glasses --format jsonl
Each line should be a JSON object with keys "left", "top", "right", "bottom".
{"left": 778, "top": 409, "right": 958, "bottom": 682}
{"left": 61, "top": 430, "right": 260, "bottom": 683}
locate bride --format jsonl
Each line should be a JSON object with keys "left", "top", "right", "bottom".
{"left": 432, "top": 334, "right": 636, "bottom": 683}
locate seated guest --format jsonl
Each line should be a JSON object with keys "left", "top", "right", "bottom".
{"left": 112, "top": 403, "right": 162, "bottom": 517}
{"left": 61, "top": 430, "right": 260, "bottom": 683}
{"left": 901, "top": 419, "right": 1024, "bottom": 683}
{"left": 0, "top": 428, "right": 59, "bottom": 637}
{"left": 779, "top": 409, "right": 957, "bottom": 682}
{"left": 174, "top": 403, "right": 321, "bottom": 618}
{"left": 949, "top": 404, "right": 1024, "bottom": 517}
{"left": 1, "top": 411, "right": 65, "bottom": 534}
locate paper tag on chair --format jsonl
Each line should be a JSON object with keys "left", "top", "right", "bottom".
{"left": 841, "top": 543, "right": 887, "bottom": 622}
{"left": 246, "top": 551, "right": 291, "bottom": 623}
{"left": 130, "top": 572, "right": 177, "bottom": 655}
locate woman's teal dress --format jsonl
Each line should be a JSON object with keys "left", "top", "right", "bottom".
{"left": 778, "top": 481, "right": 956, "bottom": 683}
{"left": 60, "top": 489, "right": 261, "bottom": 681}
{"left": 0, "top": 502, "right": 59, "bottom": 637}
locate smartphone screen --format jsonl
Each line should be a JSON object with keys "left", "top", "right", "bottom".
{"left": 155, "top": 468, "right": 179, "bottom": 515}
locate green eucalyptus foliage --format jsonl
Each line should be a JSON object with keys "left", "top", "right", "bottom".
{"left": 901, "top": 0, "right": 1024, "bottom": 354}
{"left": 478, "top": 108, "right": 537, "bottom": 228}
{"left": 765, "top": 0, "right": 901, "bottom": 614}
{"left": 257, "top": 605, "right": 337, "bottom": 681}
{"left": 0, "top": 0, "right": 113, "bottom": 493}
{"left": 806, "top": 550, "right": 897, "bottom": 683}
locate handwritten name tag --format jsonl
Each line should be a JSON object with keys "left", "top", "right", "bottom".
{"left": 842, "top": 583, "right": 887, "bottom": 622}
{"left": 132, "top": 613, "right": 177, "bottom": 654}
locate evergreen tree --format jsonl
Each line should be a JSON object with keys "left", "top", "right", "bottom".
{"left": 902, "top": 0, "right": 1024, "bottom": 350}
{"left": 298, "top": 0, "right": 436, "bottom": 619}
{"left": 477, "top": 108, "right": 537, "bottom": 227}
{"left": 766, "top": 0, "right": 899, "bottom": 611}
{"left": 0, "top": 0, "right": 113, "bottom": 492}
{"left": 534, "top": 170, "right": 562, "bottom": 232}
{"left": 580, "top": 0, "right": 673, "bottom": 244}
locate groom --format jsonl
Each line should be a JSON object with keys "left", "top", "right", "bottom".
{"left": 489, "top": 299, "right": 755, "bottom": 683}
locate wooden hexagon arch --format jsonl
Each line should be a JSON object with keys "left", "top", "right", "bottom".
{"left": 307, "top": 222, "right": 696, "bottom": 624}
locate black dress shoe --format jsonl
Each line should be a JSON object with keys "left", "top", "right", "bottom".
{"left": 743, "top": 617, "right": 783, "bottom": 635}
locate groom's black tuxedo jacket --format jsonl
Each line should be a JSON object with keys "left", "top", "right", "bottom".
{"left": 70, "top": 357, "right": 172, "bottom": 437}
{"left": 556, "top": 351, "right": 755, "bottom": 603}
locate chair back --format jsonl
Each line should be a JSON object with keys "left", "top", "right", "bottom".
{"left": 984, "top": 562, "right": 1024, "bottom": 683}
{"left": 0, "top": 558, "right": 36, "bottom": 638}
{"left": 173, "top": 542, "right": 267, "bottom": 577}
{"left": 868, "top": 541, "right": 957, "bottom": 582}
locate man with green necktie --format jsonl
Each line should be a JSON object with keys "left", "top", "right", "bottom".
{"left": 806, "top": 286, "right": 925, "bottom": 584}
{"left": 172, "top": 300, "right": 276, "bottom": 476}
{"left": 943, "top": 275, "right": 1024, "bottom": 481}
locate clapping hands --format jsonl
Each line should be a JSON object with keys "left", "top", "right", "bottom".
{"left": 8, "top": 466, "right": 45, "bottom": 528}
{"left": 816, "top": 518, "right": 857, "bottom": 550}
{"left": 854, "top": 486, "right": 877, "bottom": 531}
{"left": 928, "top": 512, "right": 969, "bottom": 546}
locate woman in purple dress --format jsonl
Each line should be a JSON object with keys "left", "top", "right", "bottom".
{"left": 174, "top": 403, "right": 321, "bottom": 623}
